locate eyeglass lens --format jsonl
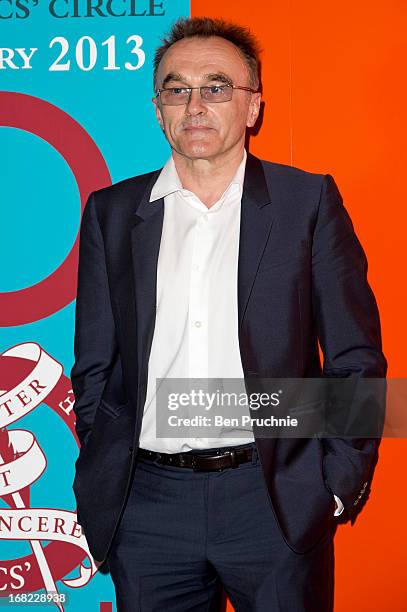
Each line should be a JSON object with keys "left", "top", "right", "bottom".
{"left": 159, "top": 86, "right": 233, "bottom": 105}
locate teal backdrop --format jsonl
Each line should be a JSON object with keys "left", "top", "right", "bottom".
{"left": 0, "top": 2, "right": 190, "bottom": 610}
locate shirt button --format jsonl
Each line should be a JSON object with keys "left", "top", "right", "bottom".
{"left": 194, "top": 320, "right": 202, "bottom": 328}
{"left": 192, "top": 263, "right": 200, "bottom": 271}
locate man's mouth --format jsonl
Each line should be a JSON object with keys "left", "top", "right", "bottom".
{"left": 184, "top": 126, "right": 212, "bottom": 130}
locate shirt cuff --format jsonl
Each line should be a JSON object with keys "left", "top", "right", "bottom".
{"left": 333, "top": 494, "right": 345, "bottom": 516}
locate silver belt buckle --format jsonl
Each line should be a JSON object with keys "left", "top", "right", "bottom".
{"left": 190, "top": 452, "right": 222, "bottom": 472}
{"left": 190, "top": 448, "right": 239, "bottom": 472}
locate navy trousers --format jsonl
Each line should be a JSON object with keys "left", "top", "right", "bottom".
{"left": 107, "top": 442, "right": 335, "bottom": 611}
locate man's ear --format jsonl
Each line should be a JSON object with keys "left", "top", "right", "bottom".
{"left": 247, "top": 92, "right": 261, "bottom": 128}
{"left": 152, "top": 97, "right": 165, "bottom": 131}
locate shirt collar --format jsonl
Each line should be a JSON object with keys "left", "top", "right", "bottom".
{"left": 149, "top": 149, "right": 247, "bottom": 203}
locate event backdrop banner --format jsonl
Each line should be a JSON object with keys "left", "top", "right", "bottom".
{"left": 0, "top": 2, "right": 189, "bottom": 610}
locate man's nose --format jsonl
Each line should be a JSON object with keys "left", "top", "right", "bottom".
{"left": 185, "top": 88, "right": 207, "bottom": 115}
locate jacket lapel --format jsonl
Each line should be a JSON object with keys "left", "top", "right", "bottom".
{"left": 238, "top": 153, "right": 274, "bottom": 328}
{"left": 130, "top": 173, "right": 164, "bottom": 411}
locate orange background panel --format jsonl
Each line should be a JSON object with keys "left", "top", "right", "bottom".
{"left": 191, "top": 1, "right": 407, "bottom": 610}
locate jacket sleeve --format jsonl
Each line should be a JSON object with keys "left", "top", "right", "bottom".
{"left": 70, "top": 192, "right": 119, "bottom": 447}
{"left": 312, "top": 174, "right": 387, "bottom": 521}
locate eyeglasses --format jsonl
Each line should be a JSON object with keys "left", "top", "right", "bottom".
{"left": 155, "top": 84, "right": 258, "bottom": 106}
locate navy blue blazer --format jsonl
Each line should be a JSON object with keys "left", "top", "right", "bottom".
{"left": 71, "top": 153, "right": 387, "bottom": 563}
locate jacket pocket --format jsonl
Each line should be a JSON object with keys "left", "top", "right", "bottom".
{"left": 259, "top": 239, "right": 310, "bottom": 273}
{"left": 98, "top": 398, "right": 126, "bottom": 419}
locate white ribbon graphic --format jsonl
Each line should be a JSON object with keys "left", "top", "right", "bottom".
{"left": 0, "top": 342, "right": 99, "bottom": 610}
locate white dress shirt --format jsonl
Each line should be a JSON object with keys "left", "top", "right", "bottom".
{"left": 139, "top": 150, "right": 253, "bottom": 452}
{"left": 138, "top": 149, "right": 344, "bottom": 517}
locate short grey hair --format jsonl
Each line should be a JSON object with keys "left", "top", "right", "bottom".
{"left": 153, "top": 17, "right": 262, "bottom": 90}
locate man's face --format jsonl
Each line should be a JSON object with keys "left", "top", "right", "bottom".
{"left": 153, "top": 36, "right": 261, "bottom": 161}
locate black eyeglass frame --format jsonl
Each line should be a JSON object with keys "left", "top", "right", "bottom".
{"left": 154, "top": 84, "right": 259, "bottom": 105}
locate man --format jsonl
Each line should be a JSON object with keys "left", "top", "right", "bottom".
{"left": 71, "top": 17, "right": 387, "bottom": 612}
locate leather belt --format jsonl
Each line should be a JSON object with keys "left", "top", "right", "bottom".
{"left": 137, "top": 444, "right": 254, "bottom": 472}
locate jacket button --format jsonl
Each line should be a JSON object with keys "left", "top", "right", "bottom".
{"left": 129, "top": 446, "right": 133, "bottom": 453}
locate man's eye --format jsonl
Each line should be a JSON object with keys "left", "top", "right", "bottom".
{"left": 209, "top": 86, "right": 225, "bottom": 94}
{"left": 171, "top": 88, "right": 188, "bottom": 95}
